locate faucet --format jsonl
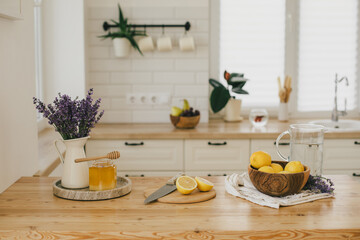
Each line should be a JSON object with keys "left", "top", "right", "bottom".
{"left": 331, "top": 73, "right": 349, "bottom": 122}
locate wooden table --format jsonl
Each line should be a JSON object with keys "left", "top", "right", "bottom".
{"left": 0, "top": 176, "right": 359, "bottom": 239}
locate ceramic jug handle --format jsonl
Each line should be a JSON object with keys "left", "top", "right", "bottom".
{"left": 54, "top": 139, "right": 65, "bottom": 164}
{"left": 276, "top": 131, "right": 290, "bottom": 162}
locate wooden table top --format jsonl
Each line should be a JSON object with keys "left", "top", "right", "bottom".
{"left": 0, "top": 176, "right": 359, "bottom": 239}
{"left": 90, "top": 119, "right": 360, "bottom": 140}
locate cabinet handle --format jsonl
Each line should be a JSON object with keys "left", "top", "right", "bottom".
{"left": 354, "top": 141, "right": 360, "bottom": 145}
{"left": 125, "top": 174, "right": 145, "bottom": 177}
{"left": 353, "top": 173, "right": 360, "bottom": 177}
{"left": 207, "top": 174, "right": 227, "bottom": 176}
{"left": 273, "top": 141, "right": 290, "bottom": 146}
{"left": 208, "top": 141, "right": 227, "bottom": 146}
{"left": 125, "top": 142, "right": 144, "bottom": 146}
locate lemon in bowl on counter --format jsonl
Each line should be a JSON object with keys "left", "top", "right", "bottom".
{"left": 176, "top": 176, "right": 197, "bottom": 195}
{"left": 270, "top": 163, "right": 284, "bottom": 173}
{"left": 285, "top": 161, "right": 304, "bottom": 173}
{"left": 258, "top": 166, "right": 275, "bottom": 173}
{"left": 250, "top": 151, "right": 272, "bottom": 169}
{"left": 195, "top": 176, "right": 214, "bottom": 192}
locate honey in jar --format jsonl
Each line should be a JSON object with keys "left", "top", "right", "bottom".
{"left": 89, "top": 160, "right": 117, "bottom": 191}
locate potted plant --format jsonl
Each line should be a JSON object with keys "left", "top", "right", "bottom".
{"left": 99, "top": 4, "right": 146, "bottom": 57}
{"left": 33, "top": 89, "right": 104, "bottom": 189}
{"left": 209, "top": 70, "right": 249, "bottom": 121}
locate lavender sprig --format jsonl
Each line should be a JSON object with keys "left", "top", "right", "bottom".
{"left": 303, "top": 175, "right": 335, "bottom": 194}
{"left": 33, "top": 89, "right": 104, "bottom": 140}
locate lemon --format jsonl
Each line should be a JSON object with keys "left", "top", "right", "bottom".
{"left": 284, "top": 161, "right": 304, "bottom": 173}
{"left": 250, "top": 151, "right": 272, "bottom": 169}
{"left": 195, "top": 176, "right": 214, "bottom": 192}
{"left": 277, "top": 171, "right": 290, "bottom": 174}
{"left": 171, "top": 106, "right": 183, "bottom": 116}
{"left": 176, "top": 176, "right": 197, "bottom": 195}
{"left": 258, "top": 166, "right": 275, "bottom": 173}
{"left": 270, "top": 163, "right": 283, "bottom": 173}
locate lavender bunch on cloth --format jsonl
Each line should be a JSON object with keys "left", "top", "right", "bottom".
{"left": 33, "top": 89, "right": 104, "bottom": 140}
{"left": 303, "top": 175, "right": 335, "bottom": 194}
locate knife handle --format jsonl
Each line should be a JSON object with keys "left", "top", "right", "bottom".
{"left": 166, "top": 172, "right": 184, "bottom": 185}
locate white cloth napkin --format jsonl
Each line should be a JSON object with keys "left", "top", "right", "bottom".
{"left": 225, "top": 173, "right": 334, "bottom": 209}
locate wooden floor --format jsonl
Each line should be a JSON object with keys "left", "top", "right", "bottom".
{"left": 0, "top": 176, "right": 359, "bottom": 239}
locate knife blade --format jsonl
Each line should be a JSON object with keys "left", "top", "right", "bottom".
{"left": 144, "top": 172, "right": 184, "bottom": 204}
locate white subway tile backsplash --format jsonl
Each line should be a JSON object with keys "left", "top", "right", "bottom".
{"left": 132, "top": 110, "right": 170, "bottom": 123}
{"left": 153, "top": 72, "right": 195, "bottom": 84}
{"left": 100, "top": 110, "right": 132, "bottom": 123}
{"left": 132, "top": 7, "right": 174, "bottom": 19}
{"left": 86, "top": 0, "right": 210, "bottom": 123}
{"left": 92, "top": 85, "right": 132, "bottom": 97}
{"left": 89, "top": 46, "right": 110, "bottom": 59}
{"left": 89, "top": 72, "right": 110, "bottom": 84}
{"left": 90, "top": 59, "right": 132, "bottom": 72}
{"left": 132, "top": 59, "right": 174, "bottom": 71}
{"left": 174, "top": 85, "right": 208, "bottom": 97}
{"left": 111, "top": 72, "right": 152, "bottom": 84}
{"left": 196, "top": 72, "right": 209, "bottom": 84}
{"left": 175, "top": 59, "right": 208, "bottom": 71}
{"left": 175, "top": 7, "right": 209, "bottom": 19}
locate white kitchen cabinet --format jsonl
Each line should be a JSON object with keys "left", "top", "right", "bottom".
{"left": 323, "top": 139, "right": 360, "bottom": 175}
{"left": 250, "top": 139, "right": 290, "bottom": 161}
{"left": 184, "top": 139, "right": 250, "bottom": 171}
{"left": 86, "top": 140, "right": 183, "bottom": 172}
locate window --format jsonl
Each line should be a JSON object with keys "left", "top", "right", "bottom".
{"left": 219, "top": 0, "right": 359, "bottom": 114}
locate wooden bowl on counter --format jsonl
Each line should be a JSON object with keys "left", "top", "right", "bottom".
{"left": 248, "top": 161, "right": 310, "bottom": 197}
{"left": 170, "top": 114, "right": 200, "bottom": 129}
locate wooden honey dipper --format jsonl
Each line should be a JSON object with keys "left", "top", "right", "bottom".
{"left": 75, "top": 151, "right": 120, "bottom": 163}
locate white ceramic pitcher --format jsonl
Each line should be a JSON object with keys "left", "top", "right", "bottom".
{"left": 54, "top": 136, "right": 89, "bottom": 189}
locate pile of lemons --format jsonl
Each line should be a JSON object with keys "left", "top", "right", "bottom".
{"left": 250, "top": 151, "right": 304, "bottom": 173}
{"left": 176, "top": 176, "right": 214, "bottom": 195}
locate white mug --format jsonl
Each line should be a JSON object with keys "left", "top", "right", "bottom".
{"left": 157, "top": 36, "right": 172, "bottom": 51}
{"left": 179, "top": 35, "right": 195, "bottom": 51}
{"left": 138, "top": 36, "right": 154, "bottom": 52}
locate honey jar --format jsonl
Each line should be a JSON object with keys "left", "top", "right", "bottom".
{"left": 89, "top": 160, "right": 117, "bottom": 191}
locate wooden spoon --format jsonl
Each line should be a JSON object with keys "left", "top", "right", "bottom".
{"left": 75, "top": 151, "right": 120, "bottom": 163}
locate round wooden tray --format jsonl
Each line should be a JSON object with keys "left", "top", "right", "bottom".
{"left": 53, "top": 177, "right": 131, "bottom": 201}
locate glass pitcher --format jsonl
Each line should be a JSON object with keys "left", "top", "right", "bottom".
{"left": 275, "top": 124, "right": 326, "bottom": 176}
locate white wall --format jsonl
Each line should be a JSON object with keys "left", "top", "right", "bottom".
{"left": 0, "top": 1, "right": 38, "bottom": 193}
{"left": 42, "top": 0, "right": 86, "bottom": 101}
{"left": 85, "top": 0, "right": 209, "bottom": 123}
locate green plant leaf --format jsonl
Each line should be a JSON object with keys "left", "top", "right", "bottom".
{"left": 210, "top": 86, "right": 231, "bottom": 113}
{"left": 209, "top": 78, "right": 224, "bottom": 88}
{"left": 126, "top": 36, "right": 143, "bottom": 55}
{"left": 229, "top": 73, "right": 244, "bottom": 79}
{"left": 228, "top": 81, "right": 246, "bottom": 88}
{"left": 232, "top": 87, "right": 249, "bottom": 95}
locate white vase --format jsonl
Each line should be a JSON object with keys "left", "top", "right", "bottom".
{"left": 54, "top": 136, "right": 89, "bottom": 189}
{"left": 278, "top": 103, "right": 289, "bottom": 121}
{"left": 113, "top": 38, "right": 131, "bottom": 58}
{"left": 224, "top": 98, "right": 242, "bottom": 122}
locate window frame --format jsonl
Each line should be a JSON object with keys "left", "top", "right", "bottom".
{"left": 211, "top": 0, "right": 360, "bottom": 119}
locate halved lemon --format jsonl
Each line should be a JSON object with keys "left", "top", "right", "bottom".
{"left": 195, "top": 176, "right": 214, "bottom": 192}
{"left": 176, "top": 176, "right": 197, "bottom": 195}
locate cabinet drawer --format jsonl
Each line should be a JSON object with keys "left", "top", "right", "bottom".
{"left": 323, "top": 139, "right": 360, "bottom": 170}
{"left": 184, "top": 140, "right": 249, "bottom": 171}
{"left": 86, "top": 140, "right": 183, "bottom": 171}
{"left": 250, "top": 139, "right": 290, "bottom": 161}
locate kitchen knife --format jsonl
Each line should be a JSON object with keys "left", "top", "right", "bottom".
{"left": 144, "top": 172, "right": 184, "bottom": 204}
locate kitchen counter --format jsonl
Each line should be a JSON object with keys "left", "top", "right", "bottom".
{"left": 0, "top": 176, "right": 359, "bottom": 239}
{"left": 90, "top": 119, "right": 360, "bottom": 139}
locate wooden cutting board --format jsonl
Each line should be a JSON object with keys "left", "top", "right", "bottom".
{"left": 144, "top": 188, "right": 216, "bottom": 204}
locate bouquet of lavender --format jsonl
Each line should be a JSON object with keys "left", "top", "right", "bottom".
{"left": 33, "top": 89, "right": 104, "bottom": 140}
{"left": 303, "top": 175, "right": 335, "bottom": 194}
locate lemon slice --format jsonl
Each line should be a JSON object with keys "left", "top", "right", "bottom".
{"left": 176, "top": 176, "right": 197, "bottom": 195}
{"left": 195, "top": 176, "right": 214, "bottom": 192}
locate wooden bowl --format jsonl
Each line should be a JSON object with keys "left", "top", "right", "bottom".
{"left": 248, "top": 161, "right": 310, "bottom": 197}
{"left": 170, "top": 114, "right": 200, "bottom": 129}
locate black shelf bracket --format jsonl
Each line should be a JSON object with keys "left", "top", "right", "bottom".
{"left": 103, "top": 21, "right": 191, "bottom": 32}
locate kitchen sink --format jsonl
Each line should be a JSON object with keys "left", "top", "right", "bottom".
{"left": 309, "top": 119, "right": 360, "bottom": 131}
